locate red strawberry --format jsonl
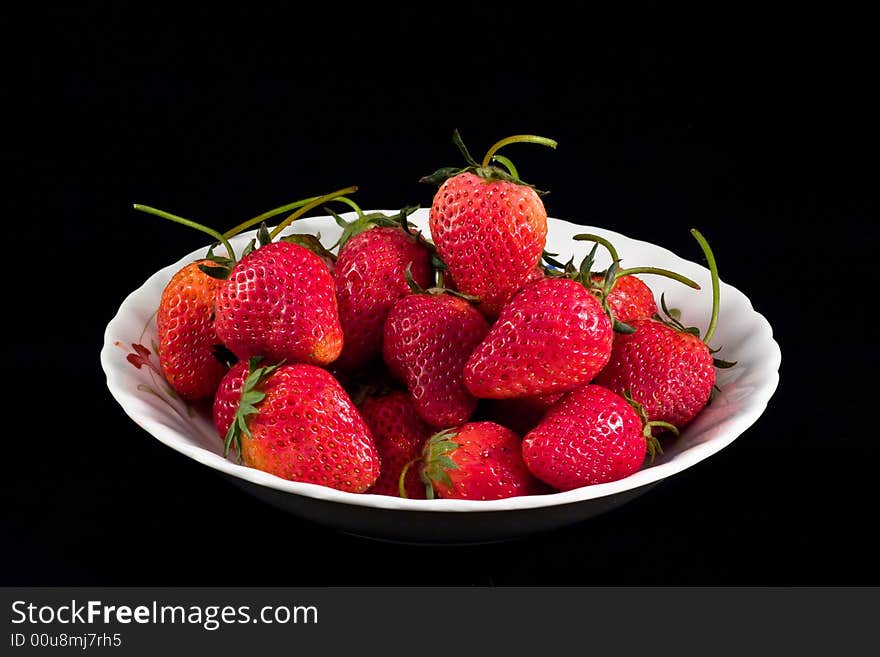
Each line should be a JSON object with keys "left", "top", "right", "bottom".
{"left": 382, "top": 291, "right": 489, "bottom": 427}
{"left": 422, "top": 131, "right": 557, "bottom": 318}
{"left": 334, "top": 211, "right": 433, "bottom": 372}
{"left": 416, "top": 422, "right": 544, "bottom": 500}
{"left": 213, "top": 359, "right": 248, "bottom": 439}
{"left": 522, "top": 384, "right": 665, "bottom": 490}
{"left": 134, "top": 190, "right": 356, "bottom": 370}
{"left": 464, "top": 277, "right": 613, "bottom": 398}
{"left": 594, "top": 318, "right": 715, "bottom": 428}
{"left": 594, "top": 229, "right": 735, "bottom": 428}
{"left": 214, "top": 241, "right": 343, "bottom": 365}
{"left": 593, "top": 273, "right": 657, "bottom": 323}
{"left": 213, "top": 359, "right": 380, "bottom": 493}
{"left": 156, "top": 259, "right": 230, "bottom": 401}
{"left": 562, "top": 232, "right": 700, "bottom": 329}
{"left": 487, "top": 392, "right": 563, "bottom": 436}
{"left": 360, "top": 390, "right": 432, "bottom": 498}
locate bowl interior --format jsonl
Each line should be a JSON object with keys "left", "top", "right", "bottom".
{"left": 101, "top": 209, "right": 781, "bottom": 515}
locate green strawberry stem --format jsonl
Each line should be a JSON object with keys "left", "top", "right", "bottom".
{"left": 646, "top": 420, "right": 679, "bottom": 436}
{"left": 404, "top": 263, "right": 426, "bottom": 294}
{"left": 404, "top": 263, "right": 480, "bottom": 302}
{"left": 625, "top": 390, "right": 678, "bottom": 459}
{"left": 223, "top": 196, "right": 363, "bottom": 240}
{"left": 616, "top": 266, "right": 701, "bottom": 290}
{"left": 574, "top": 233, "right": 700, "bottom": 290}
{"left": 574, "top": 233, "right": 620, "bottom": 262}
{"left": 642, "top": 421, "right": 677, "bottom": 463}
{"left": 222, "top": 197, "right": 319, "bottom": 239}
{"left": 690, "top": 228, "right": 720, "bottom": 344}
{"left": 489, "top": 154, "right": 519, "bottom": 179}
{"left": 132, "top": 204, "right": 237, "bottom": 261}
{"left": 268, "top": 186, "right": 359, "bottom": 240}
{"left": 398, "top": 458, "right": 419, "bottom": 498}
{"left": 335, "top": 196, "right": 365, "bottom": 217}
{"left": 421, "top": 131, "right": 557, "bottom": 190}
{"left": 480, "top": 135, "right": 558, "bottom": 168}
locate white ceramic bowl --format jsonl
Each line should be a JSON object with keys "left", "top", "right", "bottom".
{"left": 101, "top": 210, "right": 781, "bottom": 543}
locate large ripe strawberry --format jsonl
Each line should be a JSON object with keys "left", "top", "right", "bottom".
{"left": 360, "top": 390, "right": 432, "bottom": 498}
{"left": 382, "top": 290, "right": 489, "bottom": 427}
{"left": 214, "top": 240, "right": 344, "bottom": 365}
{"left": 594, "top": 229, "right": 735, "bottom": 428}
{"left": 333, "top": 208, "right": 433, "bottom": 372}
{"left": 156, "top": 259, "right": 230, "bottom": 401}
{"left": 414, "top": 422, "right": 544, "bottom": 500}
{"left": 134, "top": 189, "right": 356, "bottom": 382}
{"left": 213, "top": 358, "right": 380, "bottom": 493}
{"left": 464, "top": 233, "right": 703, "bottom": 400}
{"left": 464, "top": 277, "right": 613, "bottom": 398}
{"left": 522, "top": 384, "right": 670, "bottom": 490}
{"left": 209, "top": 189, "right": 370, "bottom": 366}
{"left": 422, "top": 131, "right": 557, "bottom": 318}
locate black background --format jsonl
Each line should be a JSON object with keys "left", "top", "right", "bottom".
{"left": 5, "top": 4, "right": 877, "bottom": 584}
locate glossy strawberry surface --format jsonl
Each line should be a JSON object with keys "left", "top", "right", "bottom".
{"left": 522, "top": 384, "right": 646, "bottom": 490}
{"left": 464, "top": 278, "right": 613, "bottom": 398}
{"left": 426, "top": 422, "right": 543, "bottom": 500}
{"left": 212, "top": 359, "right": 248, "bottom": 439}
{"left": 157, "top": 260, "right": 228, "bottom": 401}
{"left": 213, "top": 241, "right": 343, "bottom": 365}
{"left": 594, "top": 318, "right": 715, "bottom": 428}
{"left": 428, "top": 172, "right": 547, "bottom": 317}
{"left": 383, "top": 293, "right": 489, "bottom": 427}
{"left": 592, "top": 273, "right": 658, "bottom": 323}
{"left": 334, "top": 227, "right": 432, "bottom": 372}
{"left": 212, "top": 361, "right": 380, "bottom": 493}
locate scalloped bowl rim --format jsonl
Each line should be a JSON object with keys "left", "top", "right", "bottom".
{"left": 101, "top": 211, "right": 781, "bottom": 513}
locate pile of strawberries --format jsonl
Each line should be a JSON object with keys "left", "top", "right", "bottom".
{"left": 135, "top": 132, "right": 733, "bottom": 501}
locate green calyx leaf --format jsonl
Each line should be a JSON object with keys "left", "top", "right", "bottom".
{"left": 198, "top": 264, "right": 232, "bottom": 280}
{"left": 419, "top": 166, "right": 466, "bottom": 187}
{"left": 623, "top": 390, "right": 649, "bottom": 426}
{"left": 572, "top": 233, "right": 700, "bottom": 333}
{"left": 624, "top": 386, "right": 678, "bottom": 464}
{"left": 199, "top": 245, "right": 235, "bottom": 280}
{"left": 406, "top": 262, "right": 481, "bottom": 303}
{"left": 223, "top": 357, "right": 283, "bottom": 463}
{"left": 541, "top": 250, "right": 567, "bottom": 271}
{"left": 404, "top": 262, "right": 426, "bottom": 294}
{"left": 241, "top": 238, "right": 258, "bottom": 259}
{"left": 419, "top": 130, "right": 553, "bottom": 193}
{"left": 419, "top": 428, "right": 461, "bottom": 500}
{"left": 643, "top": 420, "right": 677, "bottom": 463}
{"left": 279, "top": 232, "right": 338, "bottom": 264}
{"left": 643, "top": 432, "right": 664, "bottom": 464}
{"left": 654, "top": 293, "right": 703, "bottom": 337}
{"left": 713, "top": 357, "right": 737, "bottom": 369}
{"left": 560, "top": 242, "right": 635, "bottom": 332}
{"left": 256, "top": 222, "right": 272, "bottom": 247}
{"left": 331, "top": 205, "right": 425, "bottom": 251}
